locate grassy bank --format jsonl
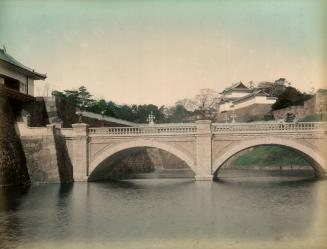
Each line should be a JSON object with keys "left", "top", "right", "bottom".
{"left": 234, "top": 146, "right": 310, "bottom": 169}
{"left": 299, "top": 113, "right": 327, "bottom": 122}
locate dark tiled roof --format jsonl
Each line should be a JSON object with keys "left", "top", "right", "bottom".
{"left": 0, "top": 48, "right": 46, "bottom": 80}
{"left": 219, "top": 97, "right": 238, "bottom": 104}
{"left": 221, "top": 81, "right": 252, "bottom": 94}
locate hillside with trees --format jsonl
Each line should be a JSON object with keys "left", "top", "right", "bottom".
{"left": 52, "top": 86, "right": 221, "bottom": 123}
{"left": 52, "top": 82, "right": 318, "bottom": 123}
{"left": 271, "top": 86, "right": 312, "bottom": 110}
{"left": 52, "top": 86, "right": 196, "bottom": 123}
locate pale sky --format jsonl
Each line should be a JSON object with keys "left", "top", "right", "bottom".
{"left": 0, "top": 0, "right": 326, "bottom": 105}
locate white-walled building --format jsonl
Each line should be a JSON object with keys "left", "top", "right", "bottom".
{"left": 0, "top": 47, "right": 46, "bottom": 101}
{"left": 218, "top": 82, "right": 276, "bottom": 113}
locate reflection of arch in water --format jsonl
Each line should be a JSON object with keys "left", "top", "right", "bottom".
{"left": 89, "top": 139, "right": 196, "bottom": 181}
{"left": 212, "top": 137, "right": 327, "bottom": 178}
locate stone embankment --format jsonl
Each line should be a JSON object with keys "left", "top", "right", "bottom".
{"left": 0, "top": 83, "right": 30, "bottom": 187}
{"left": 16, "top": 122, "right": 73, "bottom": 183}
{"left": 273, "top": 91, "right": 327, "bottom": 120}
{"left": 216, "top": 104, "right": 273, "bottom": 122}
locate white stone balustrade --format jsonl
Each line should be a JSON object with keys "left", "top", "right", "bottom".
{"left": 89, "top": 124, "right": 197, "bottom": 136}
{"left": 88, "top": 122, "right": 327, "bottom": 136}
{"left": 212, "top": 122, "right": 327, "bottom": 135}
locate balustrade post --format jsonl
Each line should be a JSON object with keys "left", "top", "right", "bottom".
{"left": 195, "top": 120, "right": 213, "bottom": 180}
{"left": 71, "top": 123, "right": 89, "bottom": 181}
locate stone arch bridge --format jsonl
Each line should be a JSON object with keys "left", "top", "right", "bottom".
{"left": 57, "top": 120, "right": 327, "bottom": 181}
{"left": 16, "top": 120, "right": 327, "bottom": 182}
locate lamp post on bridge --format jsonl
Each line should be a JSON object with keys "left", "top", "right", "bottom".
{"left": 230, "top": 109, "right": 238, "bottom": 123}
{"left": 101, "top": 111, "right": 105, "bottom": 127}
{"left": 223, "top": 113, "right": 229, "bottom": 123}
{"left": 77, "top": 101, "right": 88, "bottom": 123}
{"left": 317, "top": 105, "right": 327, "bottom": 122}
{"left": 147, "top": 111, "right": 155, "bottom": 126}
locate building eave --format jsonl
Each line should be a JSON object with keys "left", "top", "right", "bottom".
{"left": 220, "top": 88, "right": 253, "bottom": 94}
{"left": 0, "top": 59, "right": 46, "bottom": 80}
{"left": 4, "top": 87, "right": 35, "bottom": 102}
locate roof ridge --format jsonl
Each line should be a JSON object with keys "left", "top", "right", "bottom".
{"left": 0, "top": 48, "right": 46, "bottom": 79}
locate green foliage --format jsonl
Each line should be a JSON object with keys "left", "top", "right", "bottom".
{"left": 272, "top": 87, "right": 312, "bottom": 110}
{"left": 300, "top": 113, "right": 327, "bottom": 122}
{"left": 52, "top": 86, "right": 170, "bottom": 123}
{"left": 77, "top": 86, "right": 94, "bottom": 106}
{"left": 317, "top": 88, "right": 327, "bottom": 94}
{"left": 285, "top": 113, "right": 296, "bottom": 122}
{"left": 234, "top": 146, "right": 309, "bottom": 168}
{"left": 166, "top": 105, "right": 194, "bottom": 123}
{"left": 51, "top": 90, "right": 66, "bottom": 98}
{"left": 52, "top": 85, "right": 94, "bottom": 107}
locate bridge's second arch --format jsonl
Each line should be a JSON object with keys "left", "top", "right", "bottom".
{"left": 212, "top": 137, "right": 327, "bottom": 178}
{"left": 88, "top": 139, "right": 197, "bottom": 180}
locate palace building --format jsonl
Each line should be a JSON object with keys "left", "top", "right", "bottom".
{"left": 218, "top": 82, "right": 277, "bottom": 113}
{"left": 216, "top": 81, "right": 277, "bottom": 122}
{"left": 0, "top": 47, "right": 46, "bottom": 102}
{"left": 0, "top": 47, "right": 46, "bottom": 187}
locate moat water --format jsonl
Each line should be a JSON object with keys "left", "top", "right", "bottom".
{"left": 0, "top": 169, "right": 326, "bottom": 249}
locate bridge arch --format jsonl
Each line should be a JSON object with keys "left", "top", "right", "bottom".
{"left": 212, "top": 137, "right": 327, "bottom": 178}
{"left": 89, "top": 139, "right": 196, "bottom": 179}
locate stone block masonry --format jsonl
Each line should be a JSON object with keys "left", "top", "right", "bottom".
{"left": 21, "top": 136, "right": 59, "bottom": 182}
{"left": 273, "top": 92, "right": 327, "bottom": 120}
{"left": 18, "top": 123, "right": 73, "bottom": 183}
{"left": 0, "top": 82, "right": 30, "bottom": 187}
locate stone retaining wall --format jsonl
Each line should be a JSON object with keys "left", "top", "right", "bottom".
{"left": 273, "top": 92, "right": 327, "bottom": 120}
{"left": 21, "top": 136, "right": 60, "bottom": 183}
{"left": 18, "top": 123, "right": 73, "bottom": 183}
{"left": 0, "top": 83, "right": 30, "bottom": 187}
{"left": 216, "top": 104, "right": 273, "bottom": 123}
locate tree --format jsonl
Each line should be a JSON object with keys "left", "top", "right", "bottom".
{"left": 52, "top": 86, "right": 94, "bottom": 107}
{"left": 52, "top": 90, "right": 66, "bottom": 98}
{"left": 167, "top": 104, "right": 194, "bottom": 123}
{"left": 272, "top": 86, "right": 312, "bottom": 110}
{"left": 175, "top": 98, "right": 197, "bottom": 112}
{"left": 63, "top": 89, "right": 79, "bottom": 105}
{"left": 77, "top": 86, "right": 93, "bottom": 106}
{"left": 87, "top": 99, "right": 107, "bottom": 114}
{"left": 285, "top": 113, "right": 296, "bottom": 122}
{"left": 194, "top": 88, "right": 220, "bottom": 119}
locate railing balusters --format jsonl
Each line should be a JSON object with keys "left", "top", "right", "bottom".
{"left": 211, "top": 122, "right": 326, "bottom": 135}
{"left": 88, "top": 122, "right": 326, "bottom": 136}
{"left": 88, "top": 124, "right": 197, "bottom": 135}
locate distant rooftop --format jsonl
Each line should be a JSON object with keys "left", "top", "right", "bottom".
{"left": 0, "top": 47, "right": 46, "bottom": 80}
{"left": 221, "top": 81, "right": 252, "bottom": 94}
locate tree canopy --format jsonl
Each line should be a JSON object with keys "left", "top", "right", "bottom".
{"left": 52, "top": 83, "right": 316, "bottom": 123}
{"left": 52, "top": 87, "right": 178, "bottom": 123}
{"left": 272, "top": 86, "right": 312, "bottom": 110}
